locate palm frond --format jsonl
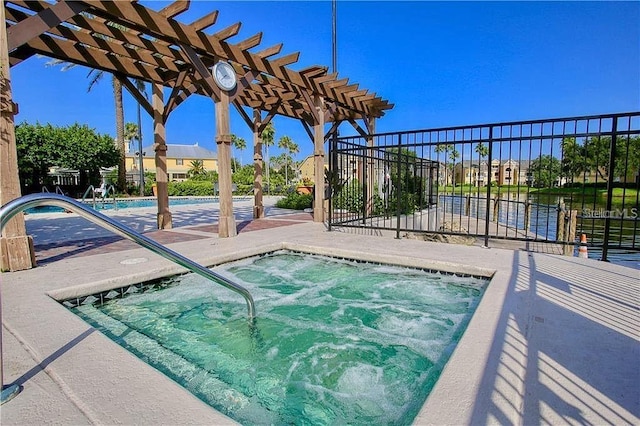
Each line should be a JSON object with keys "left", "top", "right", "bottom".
{"left": 86, "top": 69, "right": 105, "bottom": 92}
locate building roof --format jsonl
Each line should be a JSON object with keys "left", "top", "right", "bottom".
{"left": 126, "top": 144, "right": 217, "bottom": 160}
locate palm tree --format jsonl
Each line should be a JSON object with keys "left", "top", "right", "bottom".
{"left": 86, "top": 69, "right": 127, "bottom": 193}
{"left": 474, "top": 143, "right": 489, "bottom": 186}
{"left": 231, "top": 134, "right": 247, "bottom": 167}
{"left": 449, "top": 148, "right": 460, "bottom": 186}
{"left": 277, "top": 135, "right": 299, "bottom": 185}
{"left": 48, "top": 62, "right": 127, "bottom": 192}
{"left": 187, "top": 159, "right": 206, "bottom": 179}
{"left": 434, "top": 143, "right": 452, "bottom": 186}
{"left": 261, "top": 122, "right": 275, "bottom": 193}
{"left": 124, "top": 122, "right": 139, "bottom": 153}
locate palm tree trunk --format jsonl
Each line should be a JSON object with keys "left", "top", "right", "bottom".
{"left": 113, "top": 77, "right": 127, "bottom": 193}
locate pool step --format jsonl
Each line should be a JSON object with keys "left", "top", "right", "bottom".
{"left": 74, "top": 305, "right": 280, "bottom": 424}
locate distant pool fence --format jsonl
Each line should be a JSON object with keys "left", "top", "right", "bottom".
{"left": 327, "top": 112, "right": 639, "bottom": 262}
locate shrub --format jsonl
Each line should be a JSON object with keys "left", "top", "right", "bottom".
{"left": 167, "top": 181, "right": 214, "bottom": 196}
{"left": 276, "top": 192, "right": 313, "bottom": 210}
{"left": 334, "top": 178, "right": 363, "bottom": 213}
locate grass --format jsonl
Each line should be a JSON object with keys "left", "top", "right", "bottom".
{"left": 438, "top": 185, "right": 638, "bottom": 200}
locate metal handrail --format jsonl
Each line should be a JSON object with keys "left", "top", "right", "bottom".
{"left": 0, "top": 193, "right": 255, "bottom": 320}
{"left": 81, "top": 185, "right": 96, "bottom": 208}
{"left": 0, "top": 194, "right": 256, "bottom": 404}
{"left": 100, "top": 185, "right": 117, "bottom": 210}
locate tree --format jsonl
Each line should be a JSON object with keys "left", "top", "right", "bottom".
{"left": 124, "top": 122, "right": 139, "bottom": 153}
{"left": 261, "top": 122, "right": 275, "bottom": 192}
{"left": 475, "top": 143, "right": 489, "bottom": 158}
{"left": 434, "top": 143, "right": 453, "bottom": 185}
{"left": 233, "top": 164, "right": 255, "bottom": 185}
{"left": 187, "top": 159, "right": 207, "bottom": 180}
{"left": 529, "top": 155, "right": 562, "bottom": 188}
{"left": 384, "top": 147, "right": 428, "bottom": 214}
{"left": 277, "top": 135, "right": 299, "bottom": 185}
{"left": 474, "top": 143, "right": 489, "bottom": 186}
{"left": 449, "top": 148, "right": 460, "bottom": 186}
{"left": 231, "top": 134, "right": 247, "bottom": 169}
{"left": 15, "top": 122, "right": 61, "bottom": 191}
{"left": 562, "top": 136, "right": 640, "bottom": 183}
{"left": 48, "top": 61, "right": 127, "bottom": 192}
{"left": 15, "top": 122, "right": 119, "bottom": 192}
{"left": 83, "top": 68, "right": 127, "bottom": 192}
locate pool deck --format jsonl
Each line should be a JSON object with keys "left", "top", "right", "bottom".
{"left": 2, "top": 198, "right": 639, "bottom": 425}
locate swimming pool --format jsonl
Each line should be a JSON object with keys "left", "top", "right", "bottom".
{"left": 26, "top": 196, "right": 221, "bottom": 214}
{"left": 66, "top": 251, "right": 488, "bottom": 425}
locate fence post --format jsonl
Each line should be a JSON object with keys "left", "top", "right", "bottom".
{"left": 328, "top": 132, "right": 337, "bottom": 232}
{"left": 564, "top": 209, "right": 578, "bottom": 256}
{"left": 483, "top": 127, "right": 493, "bottom": 247}
{"left": 556, "top": 198, "right": 566, "bottom": 243}
{"left": 524, "top": 200, "right": 532, "bottom": 233}
{"left": 601, "top": 116, "right": 618, "bottom": 262}
{"left": 465, "top": 194, "right": 471, "bottom": 216}
{"left": 362, "top": 147, "right": 367, "bottom": 225}
{"left": 395, "top": 134, "right": 402, "bottom": 239}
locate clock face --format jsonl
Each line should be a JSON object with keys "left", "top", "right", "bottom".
{"left": 213, "top": 61, "right": 237, "bottom": 91}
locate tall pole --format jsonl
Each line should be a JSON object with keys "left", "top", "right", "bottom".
{"left": 137, "top": 102, "right": 144, "bottom": 196}
{"left": 332, "top": 0, "right": 337, "bottom": 74}
{"left": 253, "top": 109, "right": 264, "bottom": 219}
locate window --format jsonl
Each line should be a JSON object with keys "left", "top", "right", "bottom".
{"left": 176, "top": 159, "right": 183, "bottom": 165}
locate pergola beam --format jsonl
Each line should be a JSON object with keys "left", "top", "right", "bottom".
{"left": 6, "top": 0, "right": 87, "bottom": 51}
{"left": 158, "top": 0, "right": 190, "bottom": 19}
{"left": 188, "top": 10, "right": 218, "bottom": 32}
{"left": 117, "top": 74, "right": 152, "bottom": 116}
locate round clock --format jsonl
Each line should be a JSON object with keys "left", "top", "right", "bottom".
{"left": 212, "top": 61, "right": 237, "bottom": 91}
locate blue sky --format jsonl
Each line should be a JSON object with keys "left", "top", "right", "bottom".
{"left": 11, "top": 1, "right": 640, "bottom": 165}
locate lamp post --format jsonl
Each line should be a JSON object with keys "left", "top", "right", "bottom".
{"left": 137, "top": 102, "right": 144, "bottom": 196}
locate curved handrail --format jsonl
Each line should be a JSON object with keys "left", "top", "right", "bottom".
{"left": 0, "top": 193, "right": 255, "bottom": 320}
{"left": 101, "top": 185, "right": 117, "bottom": 210}
{"left": 81, "top": 185, "right": 96, "bottom": 209}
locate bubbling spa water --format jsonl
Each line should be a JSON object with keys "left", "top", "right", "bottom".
{"left": 70, "top": 251, "right": 487, "bottom": 425}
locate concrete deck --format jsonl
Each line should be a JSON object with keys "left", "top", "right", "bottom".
{"left": 1, "top": 198, "right": 638, "bottom": 425}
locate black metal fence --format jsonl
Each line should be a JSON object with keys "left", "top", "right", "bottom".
{"left": 328, "top": 112, "right": 640, "bottom": 263}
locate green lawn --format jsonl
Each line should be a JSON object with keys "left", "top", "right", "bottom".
{"left": 437, "top": 185, "right": 638, "bottom": 202}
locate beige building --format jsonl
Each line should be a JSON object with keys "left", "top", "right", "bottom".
{"left": 298, "top": 154, "right": 329, "bottom": 184}
{"left": 454, "top": 159, "right": 521, "bottom": 187}
{"left": 125, "top": 143, "right": 218, "bottom": 183}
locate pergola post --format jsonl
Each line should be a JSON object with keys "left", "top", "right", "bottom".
{"left": 216, "top": 91, "right": 237, "bottom": 237}
{"left": 252, "top": 108, "right": 264, "bottom": 219}
{"left": 152, "top": 82, "right": 172, "bottom": 229}
{"left": 313, "top": 95, "right": 325, "bottom": 222}
{"left": 0, "top": 0, "right": 34, "bottom": 271}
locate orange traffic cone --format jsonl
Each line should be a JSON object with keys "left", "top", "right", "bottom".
{"left": 578, "top": 233, "right": 588, "bottom": 258}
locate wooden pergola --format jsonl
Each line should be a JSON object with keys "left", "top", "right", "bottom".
{"left": 0, "top": 0, "right": 392, "bottom": 271}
